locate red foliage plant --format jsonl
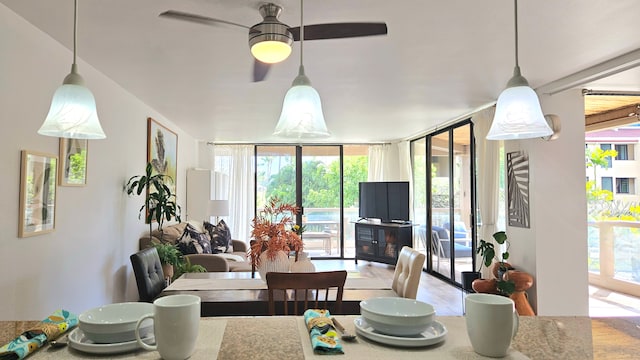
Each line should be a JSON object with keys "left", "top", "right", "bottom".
{"left": 249, "top": 197, "right": 304, "bottom": 268}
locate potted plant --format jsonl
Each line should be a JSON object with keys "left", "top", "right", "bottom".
{"left": 125, "top": 162, "right": 181, "bottom": 242}
{"left": 174, "top": 257, "right": 207, "bottom": 280}
{"left": 249, "top": 197, "right": 304, "bottom": 279}
{"left": 152, "top": 242, "right": 183, "bottom": 281}
{"left": 472, "top": 231, "right": 516, "bottom": 296}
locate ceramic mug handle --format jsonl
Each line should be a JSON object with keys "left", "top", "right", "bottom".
{"left": 512, "top": 311, "right": 520, "bottom": 339}
{"left": 135, "top": 314, "right": 156, "bottom": 351}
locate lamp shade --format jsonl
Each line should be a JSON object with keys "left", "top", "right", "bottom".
{"left": 208, "top": 200, "right": 229, "bottom": 217}
{"left": 486, "top": 85, "right": 553, "bottom": 140}
{"left": 250, "top": 40, "right": 292, "bottom": 64}
{"left": 274, "top": 69, "right": 330, "bottom": 138}
{"left": 38, "top": 83, "right": 105, "bottom": 139}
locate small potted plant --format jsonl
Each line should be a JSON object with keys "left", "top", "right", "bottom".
{"left": 152, "top": 242, "right": 183, "bottom": 281}
{"left": 472, "top": 231, "right": 515, "bottom": 296}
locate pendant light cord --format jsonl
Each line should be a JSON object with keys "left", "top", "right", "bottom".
{"left": 73, "top": 0, "right": 78, "bottom": 66}
{"left": 513, "top": 0, "right": 518, "bottom": 68}
{"left": 299, "top": 0, "right": 304, "bottom": 67}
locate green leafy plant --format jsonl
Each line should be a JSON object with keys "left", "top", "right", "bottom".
{"left": 126, "top": 162, "right": 181, "bottom": 240}
{"left": 153, "top": 242, "right": 183, "bottom": 267}
{"left": 476, "top": 231, "right": 515, "bottom": 296}
{"left": 174, "top": 257, "right": 207, "bottom": 280}
{"left": 477, "top": 231, "right": 510, "bottom": 272}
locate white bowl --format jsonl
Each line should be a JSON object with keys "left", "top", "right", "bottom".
{"left": 359, "top": 297, "right": 435, "bottom": 336}
{"left": 79, "top": 302, "right": 153, "bottom": 343}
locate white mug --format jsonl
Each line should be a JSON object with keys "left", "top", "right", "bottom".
{"left": 465, "top": 293, "right": 519, "bottom": 358}
{"left": 135, "top": 294, "right": 201, "bottom": 360}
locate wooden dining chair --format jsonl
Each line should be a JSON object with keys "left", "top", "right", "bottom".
{"left": 265, "top": 270, "right": 347, "bottom": 315}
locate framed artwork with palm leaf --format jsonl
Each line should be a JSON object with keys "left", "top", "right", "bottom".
{"left": 147, "top": 117, "right": 178, "bottom": 198}
{"left": 507, "top": 150, "right": 530, "bottom": 228}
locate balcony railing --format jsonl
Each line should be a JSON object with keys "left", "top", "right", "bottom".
{"left": 589, "top": 220, "right": 640, "bottom": 297}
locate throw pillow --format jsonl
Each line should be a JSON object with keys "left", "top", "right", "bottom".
{"left": 177, "top": 223, "right": 213, "bottom": 255}
{"left": 205, "top": 219, "right": 232, "bottom": 253}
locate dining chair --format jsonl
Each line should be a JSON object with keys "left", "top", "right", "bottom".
{"left": 266, "top": 270, "right": 347, "bottom": 315}
{"left": 184, "top": 254, "right": 230, "bottom": 272}
{"left": 130, "top": 247, "right": 167, "bottom": 302}
{"left": 391, "top": 246, "right": 426, "bottom": 299}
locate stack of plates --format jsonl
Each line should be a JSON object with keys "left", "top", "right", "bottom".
{"left": 69, "top": 302, "right": 155, "bottom": 355}
{"left": 353, "top": 317, "right": 447, "bottom": 347}
{"left": 356, "top": 297, "right": 447, "bottom": 347}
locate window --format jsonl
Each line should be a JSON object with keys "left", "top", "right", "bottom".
{"left": 601, "top": 144, "right": 613, "bottom": 168}
{"left": 616, "top": 178, "right": 635, "bottom": 194}
{"left": 601, "top": 177, "right": 613, "bottom": 193}
{"left": 615, "top": 144, "right": 628, "bottom": 160}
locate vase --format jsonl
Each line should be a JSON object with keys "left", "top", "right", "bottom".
{"left": 290, "top": 252, "right": 316, "bottom": 272}
{"left": 257, "top": 250, "right": 290, "bottom": 281}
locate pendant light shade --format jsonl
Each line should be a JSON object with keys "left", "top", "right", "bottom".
{"left": 38, "top": 0, "right": 105, "bottom": 139}
{"left": 487, "top": 0, "right": 552, "bottom": 141}
{"left": 274, "top": 0, "right": 330, "bottom": 139}
{"left": 274, "top": 65, "right": 329, "bottom": 138}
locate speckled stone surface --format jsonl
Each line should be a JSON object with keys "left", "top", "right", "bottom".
{"left": 218, "top": 317, "right": 304, "bottom": 360}
{"left": 0, "top": 316, "right": 635, "bottom": 359}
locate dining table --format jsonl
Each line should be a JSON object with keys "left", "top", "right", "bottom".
{"left": 160, "top": 271, "right": 397, "bottom": 316}
{"left": 1, "top": 315, "right": 598, "bottom": 359}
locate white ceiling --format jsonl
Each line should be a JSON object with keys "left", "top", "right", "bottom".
{"left": 3, "top": 0, "right": 640, "bottom": 143}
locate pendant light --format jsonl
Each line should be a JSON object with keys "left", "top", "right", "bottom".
{"left": 38, "top": 0, "right": 106, "bottom": 139}
{"left": 486, "top": 0, "right": 552, "bottom": 140}
{"left": 273, "top": 0, "right": 330, "bottom": 139}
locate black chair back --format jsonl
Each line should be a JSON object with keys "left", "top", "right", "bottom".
{"left": 130, "top": 247, "right": 166, "bottom": 302}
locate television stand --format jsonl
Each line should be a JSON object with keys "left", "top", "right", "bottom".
{"left": 354, "top": 222, "right": 413, "bottom": 265}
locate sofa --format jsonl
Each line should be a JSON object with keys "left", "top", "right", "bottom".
{"left": 139, "top": 221, "right": 252, "bottom": 272}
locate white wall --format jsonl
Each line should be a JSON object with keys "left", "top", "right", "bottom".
{"left": 505, "top": 89, "right": 589, "bottom": 315}
{"left": 0, "top": 4, "right": 197, "bottom": 320}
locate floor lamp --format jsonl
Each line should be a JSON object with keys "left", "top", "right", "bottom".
{"left": 208, "top": 200, "right": 229, "bottom": 224}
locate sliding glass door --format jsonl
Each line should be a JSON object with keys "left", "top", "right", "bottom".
{"left": 411, "top": 120, "right": 476, "bottom": 287}
{"left": 255, "top": 145, "right": 368, "bottom": 259}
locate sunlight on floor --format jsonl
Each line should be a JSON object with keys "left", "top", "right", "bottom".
{"left": 589, "top": 285, "right": 640, "bottom": 317}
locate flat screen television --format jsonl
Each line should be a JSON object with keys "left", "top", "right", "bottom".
{"left": 358, "top": 181, "right": 410, "bottom": 223}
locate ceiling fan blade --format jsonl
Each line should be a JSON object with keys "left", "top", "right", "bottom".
{"left": 289, "top": 22, "right": 387, "bottom": 41}
{"left": 253, "top": 60, "right": 271, "bottom": 82}
{"left": 159, "top": 10, "right": 250, "bottom": 30}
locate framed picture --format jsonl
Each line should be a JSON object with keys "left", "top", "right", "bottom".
{"left": 58, "top": 138, "right": 88, "bottom": 186}
{"left": 147, "top": 117, "right": 178, "bottom": 196}
{"left": 507, "top": 150, "right": 530, "bottom": 228}
{"left": 19, "top": 150, "right": 58, "bottom": 237}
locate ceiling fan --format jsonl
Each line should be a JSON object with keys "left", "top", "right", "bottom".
{"left": 159, "top": 3, "right": 387, "bottom": 82}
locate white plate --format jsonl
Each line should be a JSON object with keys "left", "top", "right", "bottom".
{"left": 354, "top": 317, "right": 447, "bottom": 347}
{"left": 68, "top": 327, "right": 155, "bottom": 355}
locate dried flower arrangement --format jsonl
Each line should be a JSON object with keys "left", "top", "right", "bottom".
{"left": 249, "top": 197, "right": 304, "bottom": 268}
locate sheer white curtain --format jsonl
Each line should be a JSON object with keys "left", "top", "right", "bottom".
{"left": 471, "top": 107, "right": 499, "bottom": 277}
{"left": 368, "top": 144, "right": 396, "bottom": 181}
{"left": 211, "top": 144, "right": 255, "bottom": 243}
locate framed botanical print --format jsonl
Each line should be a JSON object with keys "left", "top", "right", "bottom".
{"left": 59, "top": 138, "right": 88, "bottom": 186}
{"left": 19, "top": 150, "right": 57, "bottom": 237}
{"left": 147, "top": 117, "right": 178, "bottom": 195}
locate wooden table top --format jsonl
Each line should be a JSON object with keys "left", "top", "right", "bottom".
{"left": 161, "top": 272, "right": 397, "bottom": 316}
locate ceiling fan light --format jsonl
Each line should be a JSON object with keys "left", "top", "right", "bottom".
{"left": 274, "top": 82, "right": 330, "bottom": 138}
{"left": 250, "top": 40, "right": 292, "bottom": 64}
{"left": 486, "top": 85, "right": 552, "bottom": 140}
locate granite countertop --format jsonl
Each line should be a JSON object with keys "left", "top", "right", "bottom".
{"left": 0, "top": 316, "right": 635, "bottom": 359}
